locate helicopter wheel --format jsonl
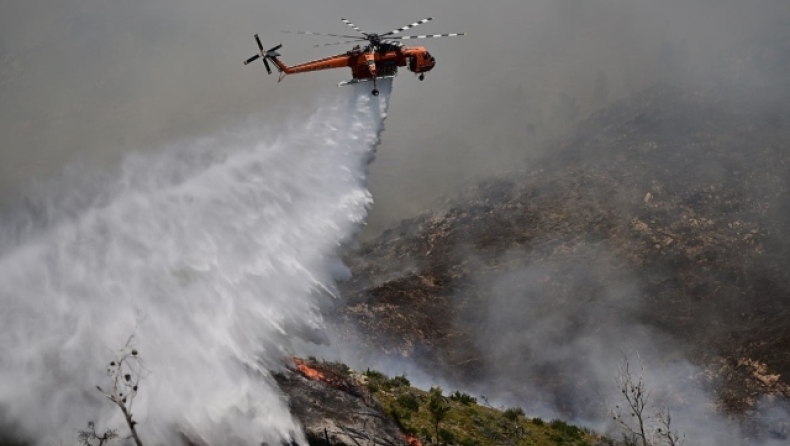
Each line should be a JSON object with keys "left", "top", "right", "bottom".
{"left": 419, "top": 74, "right": 425, "bottom": 81}
{"left": 372, "top": 89, "right": 380, "bottom": 96}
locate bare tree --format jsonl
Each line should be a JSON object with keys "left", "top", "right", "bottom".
{"left": 96, "top": 333, "right": 147, "bottom": 446}
{"left": 611, "top": 355, "right": 653, "bottom": 446}
{"left": 657, "top": 411, "right": 685, "bottom": 446}
{"left": 609, "top": 355, "right": 686, "bottom": 446}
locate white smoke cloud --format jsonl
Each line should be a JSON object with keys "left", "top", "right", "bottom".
{"left": 460, "top": 245, "right": 790, "bottom": 445}
{"left": 0, "top": 79, "right": 392, "bottom": 445}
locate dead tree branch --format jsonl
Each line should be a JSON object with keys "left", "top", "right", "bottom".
{"left": 609, "top": 354, "right": 688, "bottom": 446}
{"left": 96, "top": 333, "right": 147, "bottom": 446}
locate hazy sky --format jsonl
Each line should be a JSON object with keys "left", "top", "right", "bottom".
{"left": 2, "top": 0, "right": 788, "bottom": 235}
{"left": 1, "top": 2, "right": 789, "bottom": 443}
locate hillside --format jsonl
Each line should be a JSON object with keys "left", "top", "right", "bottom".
{"left": 332, "top": 79, "right": 790, "bottom": 435}
{"left": 277, "top": 358, "right": 606, "bottom": 446}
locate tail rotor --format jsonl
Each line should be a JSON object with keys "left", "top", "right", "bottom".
{"left": 244, "top": 34, "right": 283, "bottom": 75}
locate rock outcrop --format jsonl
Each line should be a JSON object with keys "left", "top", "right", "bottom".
{"left": 276, "top": 359, "right": 409, "bottom": 446}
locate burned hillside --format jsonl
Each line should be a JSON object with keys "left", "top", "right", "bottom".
{"left": 333, "top": 76, "right": 790, "bottom": 427}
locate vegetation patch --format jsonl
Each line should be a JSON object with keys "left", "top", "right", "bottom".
{"left": 363, "top": 368, "right": 602, "bottom": 446}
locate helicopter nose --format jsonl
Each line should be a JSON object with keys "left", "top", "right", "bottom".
{"left": 427, "top": 55, "right": 436, "bottom": 68}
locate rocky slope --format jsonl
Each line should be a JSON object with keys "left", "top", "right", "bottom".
{"left": 277, "top": 358, "right": 607, "bottom": 446}
{"left": 275, "top": 359, "right": 408, "bottom": 446}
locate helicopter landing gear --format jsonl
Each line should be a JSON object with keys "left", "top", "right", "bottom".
{"left": 372, "top": 89, "right": 380, "bottom": 96}
{"left": 419, "top": 73, "right": 425, "bottom": 81}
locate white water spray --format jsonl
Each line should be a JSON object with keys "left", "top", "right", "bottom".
{"left": 0, "top": 80, "right": 392, "bottom": 445}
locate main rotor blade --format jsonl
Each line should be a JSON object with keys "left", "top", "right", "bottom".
{"left": 263, "top": 58, "right": 272, "bottom": 74}
{"left": 313, "top": 39, "right": 366, "bottom": 47}
{"left": 244, "top": 54, "right": 261, "bottom": 65}
{"left": 381, "top": 40, "right": 405, "bottom": 48}
{"left": 341, "top": 18, "right": 368, "bottom": 35}
{"left": 254, "top": 34, "right": 264, "bottom": 51}
{"left": 387, "top": 33, "right": 466, "bottom": 40}
{"left": 282, "top": 30, "right": 361, "bottom": 39}
{"left": 382, "top": 17, "right": 433, "bottom": 37}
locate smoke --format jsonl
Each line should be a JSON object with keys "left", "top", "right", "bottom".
{"left": 460, "top": 242, "right": 790, "bottom": 445}
{"left": 2, "top": 1, "right": 788, "bottom": 237}
{"left": 0, "top": 79, "right": 392, "bottom": 445}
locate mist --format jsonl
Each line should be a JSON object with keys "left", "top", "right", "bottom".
{"left": 0, "top": 78, "right": 391, "bottom": 444}
{"left": 460, "top": 244, "right": 790, "bottom": 445}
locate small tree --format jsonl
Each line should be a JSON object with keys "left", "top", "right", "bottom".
{"left": 503, "top": 407, "right": 525, "bottom": 422}
{"left": 657, "top": 410, "right": 685, "bottom": 446}
{"left": 427, "top": 387, "right": 451, "bottom": 445}
{"left": 610, "top": 355, "right": 686, "bottom": 446}
{"left": 96, "top": 334, "right": 146, "bottom": 446}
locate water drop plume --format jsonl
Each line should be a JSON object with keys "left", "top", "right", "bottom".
{"left": 0, "top": 79, "right": 393, "bottom": 445}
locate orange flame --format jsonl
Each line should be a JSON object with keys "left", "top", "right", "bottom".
{"left": 290, "top": 358, "right": 361, "bottom": 397}
{"left": 404, "top": 434, "right": 423, "bottom": 446}
{"left": 293, "top": 358, "right": 327, "bottom": 381}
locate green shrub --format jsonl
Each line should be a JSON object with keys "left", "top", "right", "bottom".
{"left": 397, "top": 393, "right": 420, "bottom": 412}
{"left": 548, "top": 433, "right": 565, "bottom": 444}
{"left": 389, "top": 407, "right": 405, "bottom": 429}
{"left": 364, "top": 368, "right": 386, "bottom": 380}
{"left": 419, "top": 427, "right": 431, "bottom": 440}
{"left": 401, "top": 422, "right": 417, "bottom": 436}
{"left": 549, "top": 419, "right": 582, "bottom": 439}
{"left": 449, "top": 391, "right": 477, "bottom": 405}
{"left": 438, "top": 428, "right": 456, "bottom": 445}
{"left": 531, "top": 417, "right": 545, "bottom": 426}
{"left": 389, "top": 374, "right": 411, "bottom": 387}
{"left": 322, "top": 360, "right": 351, "bottom": 377}
{"left": 363, "top": 370, "right": 411, "bottom": 391}
{"left": 458, "top": 437, "right": 480, "bottom": 446}
{"left": 389, "top": 405, "right": 418, "bottom": 431}
{"left": 503, "top": 407, "right": 525, "bottom": 421}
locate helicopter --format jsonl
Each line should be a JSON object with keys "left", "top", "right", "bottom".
{"left": 243, "top": 17, "right": 465, "bottom": 96}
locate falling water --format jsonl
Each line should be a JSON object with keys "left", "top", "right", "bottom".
{"left": 0, "top": 79, "right": 393, "bottom": 445}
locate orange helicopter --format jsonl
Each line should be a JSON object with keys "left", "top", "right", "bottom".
{"left": 243, "top": 17, "right": 465, "bottom": 96}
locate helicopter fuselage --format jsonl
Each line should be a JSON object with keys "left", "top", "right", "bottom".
{"left": 270, "top": 45, "right": 436, "bottom": 81}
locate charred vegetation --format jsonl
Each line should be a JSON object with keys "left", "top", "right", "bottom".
{"left": 333, "top": 69, "right": 790, "bottom": 434}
